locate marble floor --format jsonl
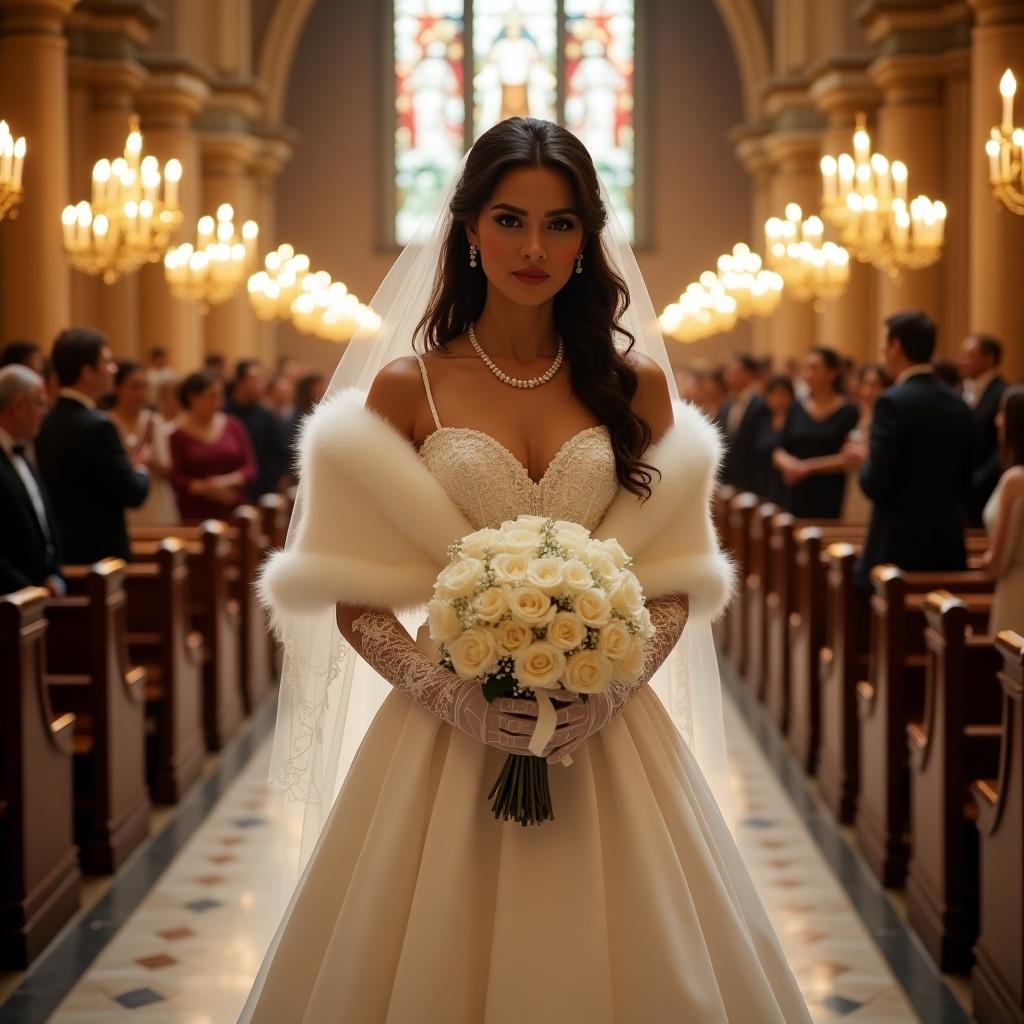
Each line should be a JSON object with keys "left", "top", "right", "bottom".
{"left": 0, "top": 683, "right": 969, "bottom": 1024}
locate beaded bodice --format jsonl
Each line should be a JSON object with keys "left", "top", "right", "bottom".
{"left": 418, "top": 425, "right": 619, "bottom": 531}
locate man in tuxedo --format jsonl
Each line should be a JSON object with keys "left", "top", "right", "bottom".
{"left": 35, "top": 328, "right": 149, "bottom": 564}
{"left": 718, "top": 354, "right": 765, "bottom": 493}
{"left": 851, "top": 311, "right": 975, "bottom": 591}
{"left": 958, "top": 333, "right": 1007, "bottom": 525}
{"left": 0, "top": 365, "right": 63, "bottom": 595}
{"left": 225, "top": 359, "right": 290, "bottom": 500}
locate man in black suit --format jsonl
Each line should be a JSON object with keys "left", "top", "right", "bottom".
{"left": 958, "top": 333, "right": 1007, "bottom": 526}
{"left": 35, "top": 328, "right": 149, "bottom": 564}
{"left": 718, "top": 354, "right": 765, "bottom": 493}
{"left": 0, "top": 365, "right": 63, "bottom": 595}
{"left": 851, "top": 311, "right": 975, "bottom": 591}
{"left": 225, "top": 359, "right": 290, "bottom": 501}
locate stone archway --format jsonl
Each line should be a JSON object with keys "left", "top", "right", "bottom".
{"left": 257, "top": 0, "right": 770, "bottom": 128}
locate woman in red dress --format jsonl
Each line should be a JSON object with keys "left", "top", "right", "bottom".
{"left": 169, "top": 371, "right": 257, "bottom": 523}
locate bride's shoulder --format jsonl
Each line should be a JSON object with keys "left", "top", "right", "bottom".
{"left": 626, "top": 351, "right": 673, "bottom": 443}
{"left": 365, "top": 356, "right": 424, "bottom": 440}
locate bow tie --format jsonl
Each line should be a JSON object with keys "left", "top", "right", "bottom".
{"left": 11, "top": 443, "right": 26, "bottom": 457}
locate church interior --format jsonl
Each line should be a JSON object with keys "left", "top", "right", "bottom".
{"left": 1, "top": 1, "right": 1023, "bottom": 1022}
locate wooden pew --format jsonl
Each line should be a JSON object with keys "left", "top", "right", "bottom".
{"left": 725, "top": 492, "right": 759, "bottom": 675}
{"left": 132, "top": 506, "right": 272, "bottom": 717}
{"left": 0, "top": 588, "right": 81, "bottom": 969}
{"left": 259, "top": 492, "right": 290, "bottom": 550}
{"left": 970, "top": 631, "right": 1024, "bottom": 1024}
{"left": 131, "top": 521, "right": 244, "bottom": 752}
{"left": 816, "top": 541, "right": 868, "bottom": 821}
{"left": 905, "top": 592, "right": 1002, "bottom": 971}
{"left": 123, "top": 539, "right": 206, "bottom": 804}
{"left": 743, "top": 502, "right": 780, "bottom": 704}
{"left": 855, "top": 566, "right": 993, "bottom": 887}
{"left": 50, "top": 561, "right": 150, "bottom": 874}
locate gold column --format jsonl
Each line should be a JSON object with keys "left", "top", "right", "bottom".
{"left": 136, "top": 69, "right": 209, "bottom": 373}
{"left": 762, "top": 129, "right": 822, "bottom": 364}
{"left": 810, "top": 68, "right": 881, "bottom": 364}
{"left": 0, "top": 0, "right": 77, "bottom": 349}
{"left": 734, "top": 131, "right": 774, "bottom": 358}
{"left": 67, "top": 56, "right": 146, "bottom": 358}
{"left": 250, "top": 134, "right": 291, "bottom": 368}
{"left": 200, "top": 132, "right": 260, "bottom": 367}
{"left": 870, "top": 54, "right": 947, "bottom": 330}
{"left": 969, "top": 0, "right": 1024, "bottom": 381}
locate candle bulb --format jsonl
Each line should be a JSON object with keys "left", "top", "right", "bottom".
{"left": 987, "top": 137, "right": 1002, "bottom": 181}
{"left": 12, "top": 136, "right": 25, "bottom": 190}
{"left": 1001, "top": 69, "right": 1017, "bottom": 135}
{"left": 821, "top": 155, "right": 838, "bottom": 202}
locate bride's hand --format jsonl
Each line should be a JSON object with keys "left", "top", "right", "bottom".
{"left": 542, "top": 693, "right": 614, "bottom": 764}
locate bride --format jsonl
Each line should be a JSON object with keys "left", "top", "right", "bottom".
{"left": 242, "top": 117, "right": 811, "bottom": 1022}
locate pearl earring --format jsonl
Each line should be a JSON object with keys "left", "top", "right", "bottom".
{"left": 469, "top": 243, "right": 478, "bottom": 268}
{"left": 575, "top": 253, "right": 583, "bottom": 275}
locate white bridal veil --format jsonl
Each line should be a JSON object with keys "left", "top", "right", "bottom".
{"left": 265, "top": 149, "right": 733, "bottom": 889}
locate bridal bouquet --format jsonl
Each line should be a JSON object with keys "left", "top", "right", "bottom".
{"left": 428, "top": 514, "right": 655, "bottom": 826}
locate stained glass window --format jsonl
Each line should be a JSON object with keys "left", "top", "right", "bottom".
{"left": 393, "top": 0, "right": 637, "bottom": 244}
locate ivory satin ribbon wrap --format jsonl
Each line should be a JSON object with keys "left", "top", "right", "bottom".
{"left": 527, "top": 689, "right": 573, "bottom": 767}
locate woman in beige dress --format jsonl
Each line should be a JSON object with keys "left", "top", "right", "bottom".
{"left": 107, "top": 360, "right": 179, "bottom": 526}
{"left": 982, "top": 384, "right": 1024, "bottom": 634}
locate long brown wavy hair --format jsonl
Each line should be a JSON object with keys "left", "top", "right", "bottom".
{"left": 414, "top": 117, "right": 658, "bottom": 500}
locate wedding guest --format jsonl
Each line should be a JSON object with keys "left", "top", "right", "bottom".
{"left": 108, "top": 360, "right": 179, "bottom": 526}
{"left": 933, "top": 358, "right": 963, "bottom": 394}
{"left": 36, "top": 327, "right": 149, "bottom": 563}
{"left": 203, "top": 352, "right": 227, "bottom": 383}
{"left": 752, "top": 374, "right": 794, "bottom": 507}
{"left": 981, "top": 385, "right": 1024, "bottom": 633}
{"left": 852, "top": 310, "right": 974, "bottom": 590}
{"left": 225, "top": 359, "right": 290, "bottom": 499}
{"left": 697, "top": 369, "right": 728, "bottom": 432}
{"left": 959, "top": 333, "right": 1007, "bottom": 526}
{"left": 266, "top": 372, "right": 296, "bottom": 424}
{"left": 169, "top": 371, "right": 256, "bottom": 523}
{"left": 0, "top": 365, "right": 63, "bottom": 596}
{"left": 288, "top": 372, "right": 327, "bottom": 451}
{"left": 0, "top": 339, "right": 44, "bottom": 374}
{"left": 772, "top": 346, "right": 858, "bottom": 519}
{"left": 719, "top": 353, "right": 764, "bottom": 492}
{"left": 145, "top": 345, "right": 170, "bottom": 390}
{"left": 840, "top": 363, "right": 891, "bottom": 524}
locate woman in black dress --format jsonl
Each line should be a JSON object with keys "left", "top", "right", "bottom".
{"left": 773, "top": 347, "right": 858, "bottom": 519}
{"left": 752, "top": 374, "right": 795, "bottom": 507}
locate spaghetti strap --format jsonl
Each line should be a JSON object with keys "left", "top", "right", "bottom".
{"left": 413, "top": 353, "right": 442, "bottom": 430}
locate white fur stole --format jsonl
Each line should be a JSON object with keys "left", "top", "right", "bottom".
{"left": 259, "top": 388, "right": 735, "bottom": 627}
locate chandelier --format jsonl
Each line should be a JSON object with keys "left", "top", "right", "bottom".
{"left": 61, "top": 115, "right": 182, "bottom": 284}
{"left": 819, "top": 115, "right": 946, "bottom": 276}
{"left": 765, "top": 203, "right": 850, "bottom": 308}
{"left": 985, "top": 69, "right": 1024, "bottom": 215}
{"left": 248, "top": 244, "right": 379, "bottom": 342}
{"left": 715, "top": 243, "right": 784, "bottom": 319}
{"left": 0, "top": 120, "right": 26, "bottom": 222}
{"left": 164, "top": 204, "right": 259, "bottom": 311}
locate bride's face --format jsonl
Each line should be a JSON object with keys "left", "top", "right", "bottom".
{"left": 467, "top": 165, "right": 585, "bottom": 307}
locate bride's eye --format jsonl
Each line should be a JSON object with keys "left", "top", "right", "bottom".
{"left": 548, "top": 218, "right": 575, "bottom": 232}
{"left": 494, "top": 214, "right": 520, "bottom": 228}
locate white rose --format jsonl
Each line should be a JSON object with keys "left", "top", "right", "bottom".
{"left": 447, "top": 626, "right": 498, "bottom": 678}
{"left": 609, "top": 573, "right": 645, "bottom": 618}
{"left": 472, "top": 586, "right": 508, "bottom": 623}
{"left": 501, "top": 528, "right": 542, "bottom": 555}
{"left": 595, "top": 618, "right": 632, "bottom": 661}
{"left": 621, "top": 636, "right": 646, "bottom": 682}
{"left": 586, "top": 546, "right": 619, "bottom": 580}
{"left": 562, "top": 559, "right": 594, "bottom": 593}
{"left": 574, "top": 587, "right": 611, "bottom": 628}
{"left": 526, "top": 557, "right": 565, "bottom": 594}
{"left": 496, "top": 619, "right": 532, "bottom": 655}
{"left": 562, "top": 650, "right": 614, "bottom": 694}
{"left": 554, "top": 520, "right": 590, "bottom": 540}
{"left": 600, "top": 538, "right": 631, "bottom": 568}
{"left": 508, "top": 585, "right": 557, "bottom": 628}
{"left": 546, "top": 611, "right": 588, "bottom": 651}
{"left": 640, "top": 606, "right": 656, "bottom": 639}
{"left": 460, "top": 527, "right": 501, "bottom": 559}
{"left": 514, "top": 641, "right": 566, "bottom": 690}
{"left": 435, "top": 557, "right": 485, "bottom": 599}
{"left": 427, "top": 600, "right": 462, "bottom": 643}
{"left": 491, "top": 552, "right": 530, "bottom": 585}
{"left": 510, "top": 515, "right": 549, "bottom": 527}
{"left": 560, "top": 537, "right": 590, "bottom": 562}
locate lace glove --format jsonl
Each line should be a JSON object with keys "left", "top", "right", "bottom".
{"left": 545, "top": 594, "right": 690, "bottom": 764}
{"left": 351, "top": 610, "right": 588, "bottom": 756}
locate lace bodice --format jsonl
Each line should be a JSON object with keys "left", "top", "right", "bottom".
{"left": 418, "top": 425, "right": 619, "bottom": 531}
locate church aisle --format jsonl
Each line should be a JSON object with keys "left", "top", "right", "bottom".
{"left": 6, "top": 686, "right": 959, "bottom": 1024}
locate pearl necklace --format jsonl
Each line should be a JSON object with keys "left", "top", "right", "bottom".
{"left": 467, "top": 321, "right": 564, "bottom": 389}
